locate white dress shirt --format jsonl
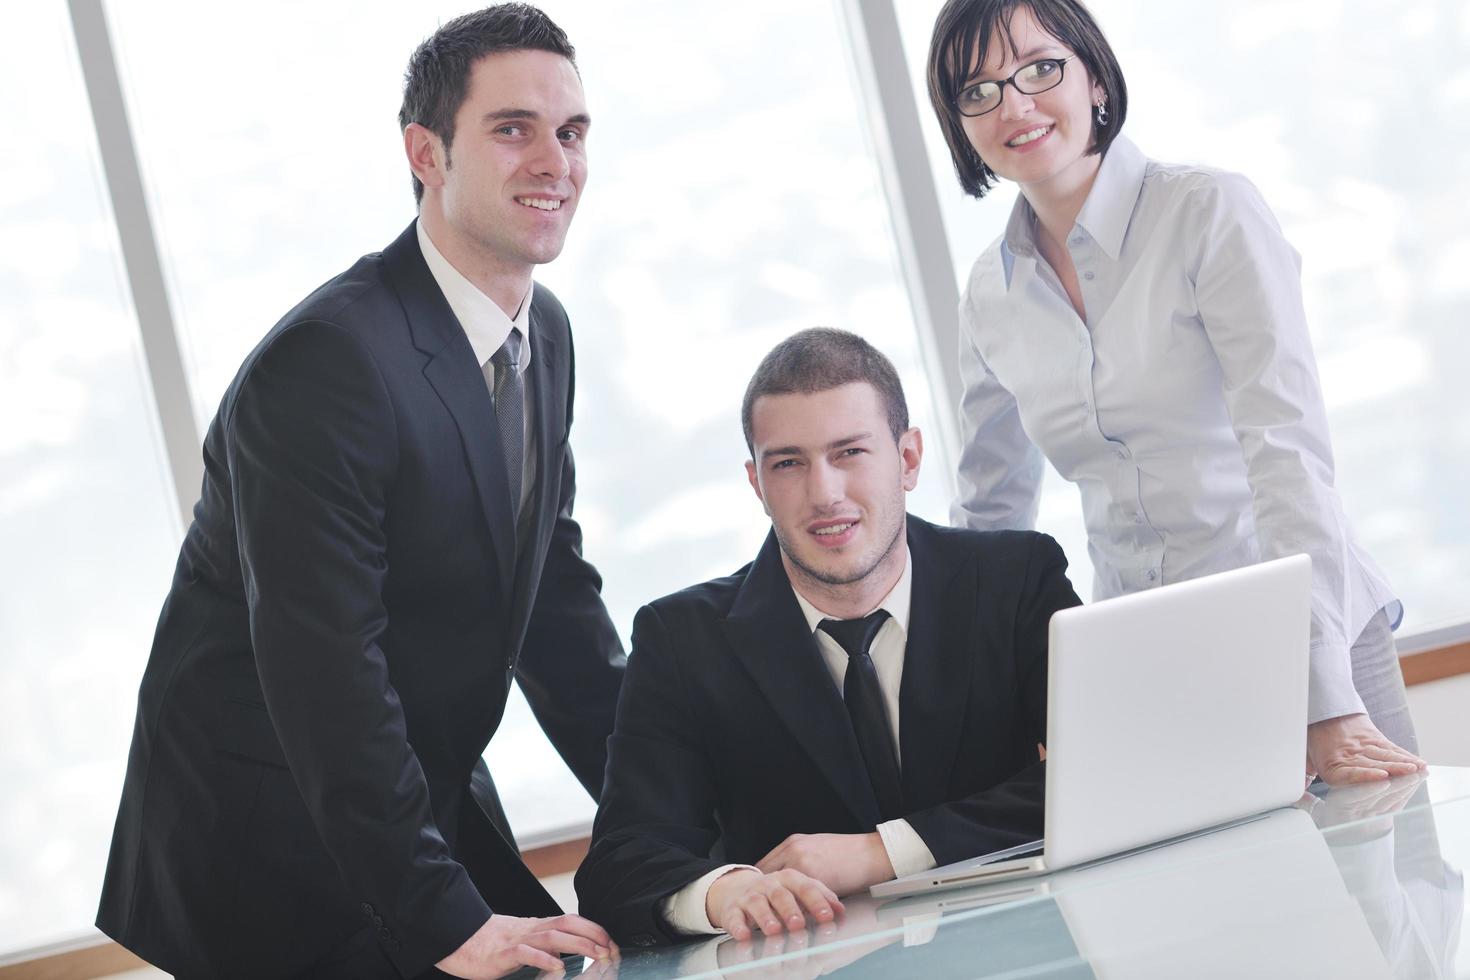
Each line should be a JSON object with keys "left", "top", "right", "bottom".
{"left": 658, "top": 549, "right": 937, "bottom": 936}
{"left": 951, "top": 135, "right": 1397, "bottom": 724}
{"left": 416, "top": 220, "right": 536, "bottom": 516}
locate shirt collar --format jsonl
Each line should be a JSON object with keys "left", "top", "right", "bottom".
{"left": 999, "top": 133, "right": 1148, "bottom": 286}
{"left": 790, "top": 545, "right": 912, "bottom": 636}
{"left": 416, "top": 219, "right": 532, "bottom": 372}
{"left": 1074, "top": 134, "right": 1146, "bottom": 261}
{"left": 1001, "top": 193, "right": 1040, "bottom": 262}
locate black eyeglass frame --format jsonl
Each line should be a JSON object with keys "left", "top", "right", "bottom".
{"left": 952, "top": 57, "right": 1073, "bottom": 118}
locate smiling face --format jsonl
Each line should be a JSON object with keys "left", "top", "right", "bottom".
{"left": 408, "top": 48, "right": 588, "bottom": 285}
{"left": 744, "top": 383, "right": 922, "bottom": 607}
{"left": 958, "top": 4, "right": 1103, "bottom": 197}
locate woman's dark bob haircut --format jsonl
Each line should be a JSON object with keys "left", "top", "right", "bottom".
{"left": 926, "top": 0, "right": 1127, "bottom": 199}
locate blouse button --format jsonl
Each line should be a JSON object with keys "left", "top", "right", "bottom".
{"left": 1082, "top": 271, "right": 1096, "bottom": 281}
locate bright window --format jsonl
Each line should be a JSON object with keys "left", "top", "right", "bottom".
{"left": 0, "top": 1, "right": 183, "bottom": 952}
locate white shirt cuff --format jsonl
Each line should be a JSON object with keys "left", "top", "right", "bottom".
{"left": 657, "top": 864, "right": 759, "bottom": 936}
{"left": 1308, "top": 636, "right": 1367, "bottom": 725}
{"left": 877, "top": 818, "right": 937, "bottom": 878}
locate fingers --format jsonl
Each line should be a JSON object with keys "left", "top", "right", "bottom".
{"left": 1335, "top": 746, "right": 1423, "bottom": 779}
{"left": 1311, "top": 721, "right": 1428, "bottom": 788}
{"left": 1360, "top": 746, "right": 1420, "bottom": 764}
{"left": 1321, "top": 717, "right": 1427, "bottom": 771}
{"left": 766, "top": 882, "right": 808, "bottom": 933}
{"left": 542, "top": 915, "right": 615, "bottom": 957}
{"left": 1354, "top": 759, "right": 1423, "bottom": 778}
{"left": 508, "top": 942, "right": 565, "bottom": 974}
{"left": 787, "top": 874, "right": 842, "bottom": 924}
{"left": 720, "top": 904, "right": 756, "bottom": 942}
{"left": 715, "top": 869, "right": 844, "bottom": 943}
{"left": 1320, "top": 764, "right": 1392, "bottom": 785}
{"left": 762, "top": 875, "right": 844, "bottom": 934}
{"left": 744, "top": 892, "right": 786, "bottom": 938}
{"left": 1360, "top": 744, "right": 1426, "bottom": 770}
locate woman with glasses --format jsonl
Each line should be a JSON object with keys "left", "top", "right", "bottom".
{"left": 926, "top": 0, "right": 1423, "bottom": 784}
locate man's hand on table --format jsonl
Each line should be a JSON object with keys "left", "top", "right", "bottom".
{"left": 715, "top": 894, "right": 895, "bottom": 978}
{"left": 756, "top": 832, "right": 896, "bottom": 897}
{"left": 436, "top": 912, "right": 617, "bottom": 978}
{"left": 705, "top": 868, "right": 844, "bottom": 941}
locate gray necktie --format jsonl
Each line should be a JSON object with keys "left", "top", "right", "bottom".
{"left": 490, "top": 328, "right": 524, "bottom": 512}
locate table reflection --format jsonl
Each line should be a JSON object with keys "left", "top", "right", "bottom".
{"left": 1311, "top": 774, "right": 1465, "bottom": 978}
{"left": 534, "top": 768, "right": 1466, "bottom": 979}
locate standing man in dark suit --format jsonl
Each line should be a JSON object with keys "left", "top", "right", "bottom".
{"left": 98, "top": 6, "right": 623, "bottom": 978}
{"left": 575, "top": 328, "right": 1081, "bottom": 947}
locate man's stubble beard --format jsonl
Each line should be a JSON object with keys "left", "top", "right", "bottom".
{"left": 775, "top": 502, "right": 906, "bottom": 591}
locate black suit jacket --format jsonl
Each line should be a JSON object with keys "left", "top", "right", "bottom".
{"left": 97, "top": 222, "right": 625, "bottom": 979}
{"left": 574, "top": 516, "right": 1079, "bottom": 946}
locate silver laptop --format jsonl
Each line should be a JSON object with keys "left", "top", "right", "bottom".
{"left": 872, "top": 554, "right": 1311, "bottom": 899}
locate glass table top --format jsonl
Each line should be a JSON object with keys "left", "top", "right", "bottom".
{"left": 531, "top": 766, "right": 1470, "bottom": 979}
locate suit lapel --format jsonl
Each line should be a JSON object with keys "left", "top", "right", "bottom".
{"left": 383, "top": 222, "right": 517, "bottom": 593}
{"left": 721, "top": 532, "right": 882, "bottom": 827}
{"left": 508, "top": 295, "right": 563, "bottom": 652}
{"left": 898, "top": 517, "right": 974, "bottom": 810}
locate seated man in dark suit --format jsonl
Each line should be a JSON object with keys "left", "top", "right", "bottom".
{"left": 575, "top": 328, "right": 1081, "bottom": 947}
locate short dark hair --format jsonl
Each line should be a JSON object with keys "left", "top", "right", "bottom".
{"left": 399, "top": 4, "right": 576, "bottom": 205}
{"left": 741, "top": 329, "right": 909, "bottom": 456}
{"left": 926, "top": 0, "right": 1127, "bottom": 198}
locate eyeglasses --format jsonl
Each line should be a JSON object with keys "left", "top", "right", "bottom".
{"left": 954, "top": 57, "right": 1072, "bottom": 117}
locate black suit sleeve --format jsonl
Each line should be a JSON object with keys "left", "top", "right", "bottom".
{"left": 229, "top": 320, "right": 488, "bottom": 977}
{"left": 574, "top": 604, "right": 728, "bottom": 946}
{"left": 904, "top": 533, "right": 1080, "bottom": 865}
{"left": 516, "top": 333, "right": 626, "bottom": 801}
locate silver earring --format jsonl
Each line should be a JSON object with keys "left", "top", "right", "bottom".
{"left": 1095, "top": 100, "right": 1109, "bottom": 126}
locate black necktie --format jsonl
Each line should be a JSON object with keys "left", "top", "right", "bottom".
{"left": 818, "top": 610, "right": 904, "bottom": 820}
{"left": 490, "top": 328, "right": 525, "bottom": 515}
